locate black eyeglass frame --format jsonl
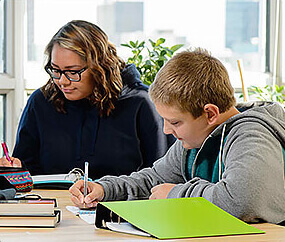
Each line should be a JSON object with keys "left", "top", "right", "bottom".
{"left": 45, "top": 65, "right": 88, "bottom": 82}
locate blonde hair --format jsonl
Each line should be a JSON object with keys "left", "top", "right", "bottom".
{"left": 42, "top": 20, "right": 125, "bottom": 116}
{"left": 149, "top": 48, "right": 236, "bottom": 118}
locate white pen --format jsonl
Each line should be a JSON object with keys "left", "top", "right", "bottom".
{"left": 84, "top": 161, "right": 89, "bottom": 198}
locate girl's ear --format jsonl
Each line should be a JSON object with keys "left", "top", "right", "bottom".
{"left": 203, "top": 104, "right": 220, "bottom": 125}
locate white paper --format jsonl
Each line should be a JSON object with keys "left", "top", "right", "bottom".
{"left": 106, "top": 222, "right": 151, "bottom": 237}
{"left": 79, "top": 213, "right": 96, "bottom": 224}
{"left": 32, "top": 174, "right": 69, "bottom": 182}
{"left": 66, "top": 205, "right": 80, "bottom": 215}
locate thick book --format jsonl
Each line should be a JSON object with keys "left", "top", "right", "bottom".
{"left": 0, "top": 209, "right": 61, "bottom": 228}
{"left": 0, "top": 199, "right": 56, "bottom": 215}
{"left": 95, "top": 197, "right": 265, "bottom": 239}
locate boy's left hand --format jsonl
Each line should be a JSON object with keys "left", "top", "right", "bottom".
{"left": 149, "top": 183, "right": 176, "bottom": 199}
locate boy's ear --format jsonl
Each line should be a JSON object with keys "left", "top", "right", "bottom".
{"left": 203, "top": 104, "right": 220, "bottom": 125}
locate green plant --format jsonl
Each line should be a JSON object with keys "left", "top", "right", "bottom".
{"left": 121, "top": 38, "right": 183, "bottom": 86}
{"left": 247, "top": 85, "right": 285, "bottom": 105}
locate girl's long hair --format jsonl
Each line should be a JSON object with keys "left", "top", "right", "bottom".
{"left": 42, "top": 20, "right": 125, "bottom": 116}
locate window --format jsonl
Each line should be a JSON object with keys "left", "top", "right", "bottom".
{"left": 225, "top": 0, "right": 267, "bottom": 87}
{"left": 25, "top": 0, "right": 268, "bottom": 92}
{"left": 0, "top": 0, "right": 281, "bottom": 147}
{"left": 0, "top": 0, "right": 7, "bottom": 144}
{"left": 0, "top": 95, "right": 5, "bottom": 143}
{"left": 0, "top": 0, "right": 23, "bottom": 148}
{"left": 0, "top": 0, "right": 5, "bottom": 73}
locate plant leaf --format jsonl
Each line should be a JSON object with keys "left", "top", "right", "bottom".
{"left": 121, "top": 43, "right": 131, "bottom": 48}
{"left": 170, "top": 44, "right": 184, "bottom": 52}
{"left": 156, "top": 38, "right": 165, "bottom": 46}
{"left": 130, "top": 41, "right": 136, "bottom": 48}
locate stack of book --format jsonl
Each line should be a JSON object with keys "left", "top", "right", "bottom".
{"left": 0, "top": 198, "right": 60, "bottom": 227}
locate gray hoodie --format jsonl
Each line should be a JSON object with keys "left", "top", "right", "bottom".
{"left": 98, "top": 102, "right": 285, "bottom": 224}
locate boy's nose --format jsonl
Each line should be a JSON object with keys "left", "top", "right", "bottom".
{"left": 163, "top": 122, "right": 173, "bottom": 135}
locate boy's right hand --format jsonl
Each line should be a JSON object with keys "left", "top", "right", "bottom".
{"left": 69, "top": 180, "right": 105, "bottom": 208}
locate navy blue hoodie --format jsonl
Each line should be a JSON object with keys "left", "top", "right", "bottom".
{"left": 13, "top": 64, "right": 175, "bottom": 179}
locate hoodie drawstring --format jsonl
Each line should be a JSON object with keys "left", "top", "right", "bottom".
{"left": 218, "top": 124, "right": 227, "bottom": 181}
{"left": 191, "top": 123, "right": 227, "bottom": 180}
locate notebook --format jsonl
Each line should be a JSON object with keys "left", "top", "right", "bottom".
{"left": 32, "top": 168, "right": 92, "bottom": 189}
{"left": 32, "top": 174, "right": 74, "bottom": 189}
{"left": 66, "top": 205, "right": 96, "bottom": 224}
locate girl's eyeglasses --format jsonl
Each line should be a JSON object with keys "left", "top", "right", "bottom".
{"left": 45, "top": 66, "right": 87, "bottom": 82}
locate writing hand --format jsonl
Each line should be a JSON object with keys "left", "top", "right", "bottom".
{"left": 69, "top": 180, "right": 105, "bottom": 208}
{"left": 0, "top": 157, "right": 22, "bottom": 167}
{"left": 149, "top": 183, "right": 176, "bottom": 200}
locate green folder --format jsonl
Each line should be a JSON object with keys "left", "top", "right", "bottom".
{"left": 95, "top": 197, "right": 264, "bottom": 239}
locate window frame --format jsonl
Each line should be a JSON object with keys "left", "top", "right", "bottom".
{"left": 0, "top": 0, "right": 26, "bottom": 148}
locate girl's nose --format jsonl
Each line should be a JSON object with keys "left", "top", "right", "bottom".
{"left": 58, "top": 74, "right": 70, "bottom": 85}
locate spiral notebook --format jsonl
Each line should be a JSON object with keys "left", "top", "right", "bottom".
{"left": 66, "top": 206, "right": 96, "bottom": 224}
{"left": 32, "top": 174, "right": 74, "bottom": 189}
{"left": 32, "top": 168, "right": 91, "bottom": 189}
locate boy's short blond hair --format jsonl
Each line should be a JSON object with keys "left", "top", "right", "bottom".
{"left": 149, "top": 48, "right": 236, "bottom": 118}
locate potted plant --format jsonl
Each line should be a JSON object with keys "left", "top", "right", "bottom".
{"left": 121, "top": 38, "right": 183, "bottom": 86}
{"left": 246, "top": 85, "right": 285, "bottom": 107}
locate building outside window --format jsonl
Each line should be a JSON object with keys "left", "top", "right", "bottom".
{"left": 25, "top": 0, "right": 268, "bottom": 91}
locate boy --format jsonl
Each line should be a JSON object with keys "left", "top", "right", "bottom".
{"left": 69, "top": 49, "right": 285, "bottom": 224}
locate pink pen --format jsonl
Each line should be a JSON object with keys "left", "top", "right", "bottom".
{"left": 1, "top": 142, "right": 12, "bottom": 164}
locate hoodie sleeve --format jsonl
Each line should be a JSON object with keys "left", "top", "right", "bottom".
{"left": 97, "top": 140, "right": 185, "bottom": 201}
{"left": 168, "top": 121, "right": 285, "bottom": 223}
{"left": 12, "top": 91, "right": 41, "bottom": 173}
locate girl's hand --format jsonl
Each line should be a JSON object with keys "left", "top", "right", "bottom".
{"left": 0, "top": 157, "right": 22, "bottom": 167}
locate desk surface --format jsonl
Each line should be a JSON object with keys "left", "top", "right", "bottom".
{"left": 0, "top": 190, "right": 284, "bottom": 242}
